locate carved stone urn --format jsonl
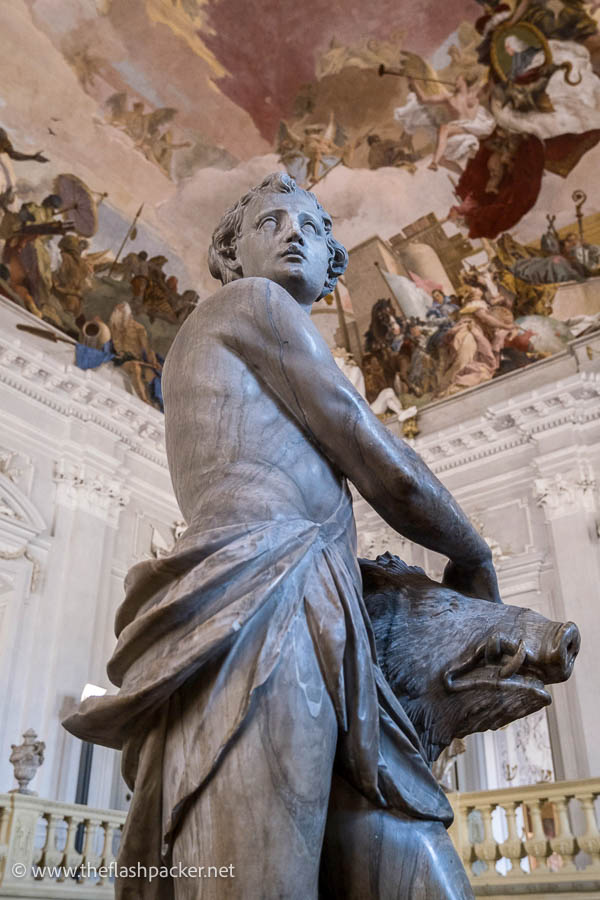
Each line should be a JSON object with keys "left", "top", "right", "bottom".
{"left": 9, "top": 729, "right": 45, "bottom": 794}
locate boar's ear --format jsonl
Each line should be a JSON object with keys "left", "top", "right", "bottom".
{"left": 359, "top": 553, "right": 427, "bottom": 589}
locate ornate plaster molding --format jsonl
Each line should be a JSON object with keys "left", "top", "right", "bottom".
{"left": 0, "top": 471, "right": 46, "bottom": 592}
{"left": 533, "top": 464, "right": 598, "bottom": 520}
{"left": 495, "top": 553, "right": 548, "bottom": 600}
{"left": 0, "top": 473, "right": 46, "bottom": 540}
{"left": 0, "top": 545, "right": 41, "bottom": 592}
{"left": 415, "top": 373, "right": 600, "bottom": 474}
{"left": 0, "top": 337, "right": 167, "bottom": 468}
{"left": 53, "top": 459, "right": 131, "bottom": 525}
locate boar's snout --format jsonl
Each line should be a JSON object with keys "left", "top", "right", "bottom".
{"left": 542, "top": 620, "right": 580, "bottom": 683}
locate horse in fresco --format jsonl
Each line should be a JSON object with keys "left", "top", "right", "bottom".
{"left": 363, "top": 299, "right": 438, "bottom": 400}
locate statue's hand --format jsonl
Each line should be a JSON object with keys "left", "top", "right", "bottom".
{"left": 442, "top": 556, "right": 502, "bottom": 604}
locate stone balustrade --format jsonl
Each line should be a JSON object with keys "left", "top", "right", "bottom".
{"left": 1, "top": 781, "right": 599, "bottom": 897}
{"left": 448, "top": 777, "right": 600, "bottom": 897}
{"left": 0, "top": 792, "right": 125, "bottom": 898}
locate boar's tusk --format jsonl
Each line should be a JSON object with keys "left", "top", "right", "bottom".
{"left": 444, "top": 636, "right": 530, "bottom": 692}
{"left": 500, "top": 639, "right": 527, "bottom": 679}
{"left": 485, "top": 633, "right": 502, "bottom": 663}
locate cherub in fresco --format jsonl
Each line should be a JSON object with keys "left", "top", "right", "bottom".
{"left": 277, "top": 113, "right": 346, "bottom": 186}
{"left": 436, "top": 21, "right": 489, "bottom": 85}
{"left": 447, "top": 41, "right": 482, "bottom": 76}
{"left": 148, "top": 129, "right": 192, "bottom": 178}
{"left": 315, "top": 29, "right": 406, "bottom": 78}
{"left": 105, "top": 94, "right": 184, "bottom": 178}
{"left": 393, "top": 53, "right": 495, "bottom": 172}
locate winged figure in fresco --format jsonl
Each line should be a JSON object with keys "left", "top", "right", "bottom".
{"left": 62, "top": 40, "right": 105, "bottom": 90}
{"left": 106, "top": 94, "right": 177, "bottom": 144}
{"left": 442, "top": 23, "right": 487, "bottom": 80}
{"left": 277, "top": 113, "right": 346, "bottom": 187}
{"left": 391, "top": 51, "right": 495, "bottom": 172}
{"left": 106, "top": 93, "right": 141, "bottom": 137}
{"left": 105, "top": 94, "right": 184, "bottom": 178}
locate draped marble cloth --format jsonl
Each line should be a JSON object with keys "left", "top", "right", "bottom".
{"left": 63, "top": 282, "right": 451, "bottom": 897}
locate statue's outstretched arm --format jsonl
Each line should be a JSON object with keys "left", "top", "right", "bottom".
{"left": 229, "top": 277, "right": 500, "bottom": 603}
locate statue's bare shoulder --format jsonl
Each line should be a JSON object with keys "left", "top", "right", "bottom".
{"left": 194, "top": 276, "right": 333, "bottom": 365}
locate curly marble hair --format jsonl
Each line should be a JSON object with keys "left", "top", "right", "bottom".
{"left": 208, "top": 172, "right": 348, "bottom": 299}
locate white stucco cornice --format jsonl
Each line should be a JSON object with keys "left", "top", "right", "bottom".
{"left": 0, "top": 333, "right": 167, "bottom": 469}
{"left": 414, "top": 371, "right": 600, "bottom": 475}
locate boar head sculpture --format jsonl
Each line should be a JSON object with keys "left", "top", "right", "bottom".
{"left": 362, "top": 553, "right": 580, "bottom": 765}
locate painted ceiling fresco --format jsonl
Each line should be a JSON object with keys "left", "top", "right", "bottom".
{"left": 1, "top": 0, "right": 600, "bottom": 410}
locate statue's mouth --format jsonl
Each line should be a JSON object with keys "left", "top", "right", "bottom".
{"left": 281, "top": 245, "right": 306, "bottom": 261}
{"left": 443, "top": 636, "right": 551, "bottom": 704}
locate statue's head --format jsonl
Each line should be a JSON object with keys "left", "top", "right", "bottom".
{"left": 208, "top": 172, "right": 348, "bottom": 308}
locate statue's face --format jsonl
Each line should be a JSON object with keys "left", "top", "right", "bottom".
{"left": 235, "top": 190, "right": 330, "bottom": 309}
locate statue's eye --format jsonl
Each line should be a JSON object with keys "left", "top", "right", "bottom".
{"left": 259, "top": 216, "right": 277, "bottom": 230}
{"left": 302, "top": 220, "right": 318, "bottom": 233}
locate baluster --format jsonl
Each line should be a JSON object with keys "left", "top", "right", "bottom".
{"left": 39, "top": 812, "right": 66, "bottom": 871}
{"left": 63, "top": 814, "right": 84, "bottom": 873}
{"left": 549, "top": 796, "right": 576, "bottom": 871}
{"left": 99, "top": 821, "right": 110, "bottom": 867}
{"left": 498, "top": 802, "right": 524, "bottom": 878}
{"left": 577, "top": 793, "right": 600, "bottom": 871}
{"left": 474, "top": 804, "right": 500, "bottom": 872}
{"left": 31, "top": 813, "right": 45, "bottom": 866}
{"left": 457, "top": 804, "right": 475, "bottom": 874}
{"left": 110, "top": 821, "right": 123, "bottom": 867}
{"left": 96, "top": 821, "right": 113, "bottom": 884}
{"left": 81, "top": 816, "right": 103, "bottom": 881}
{"left": 523, "top": 799, "right": 549, "bottom": 871}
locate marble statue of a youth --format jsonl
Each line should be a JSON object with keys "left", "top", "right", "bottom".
{"left": 64, "top": 173, "right": 499, "bottom": 900}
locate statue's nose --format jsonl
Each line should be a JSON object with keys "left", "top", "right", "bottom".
{"left": 283, "top": 217, "right": 304, "bottom": 243}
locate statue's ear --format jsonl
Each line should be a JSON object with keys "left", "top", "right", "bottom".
{"left": 221, "top": 247, "right": 244, "bottom": 279}
{"left": 209, "top": 242, "right": 243, "bottom": 283}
